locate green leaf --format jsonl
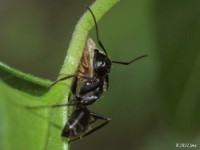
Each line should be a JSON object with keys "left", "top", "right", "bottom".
{"left": 0, "top": 0, "right": 120, "bottom": 150}
{"left": 0, "top": 61, "right": 68, "bottom": 150}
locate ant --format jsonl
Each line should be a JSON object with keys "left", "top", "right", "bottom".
{"left": 50, "top": 7, "right": 148, "bottom": 106}
{"left": 29, "top": 7, "right": 148, "bottom": 143}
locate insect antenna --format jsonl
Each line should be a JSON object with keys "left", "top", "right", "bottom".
{"left": 87, "top": 7, "right": 108, "bottom": 56}
{"left": 112, "top": 54, "right": 148, "bottom": 65}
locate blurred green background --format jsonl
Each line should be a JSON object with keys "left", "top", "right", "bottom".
{"left": 1, "top": 0, "right": 200, "bottom": 150}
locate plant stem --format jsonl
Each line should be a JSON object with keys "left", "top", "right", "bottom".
{"left": 48, "top": 0, "right": 120, "bottom": 150}
{"left": 60, "top": 0, "right": 120, "bottom": 77}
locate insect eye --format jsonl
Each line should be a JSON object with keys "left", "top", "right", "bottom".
{"left": 97, "top": 60, "right": 105, "bottom": 67}
{"left": 93, "top": 49, "right": 111, "bottom": 75}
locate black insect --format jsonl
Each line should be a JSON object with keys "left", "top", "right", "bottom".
{"left": 61, "top": 106, "right": 110, "bottom": 143}
{"left": 50, "top": 7, "right": 148, "bottom": 107}
{"left": 36, "top": 7, "right": 148, "bottom": 143}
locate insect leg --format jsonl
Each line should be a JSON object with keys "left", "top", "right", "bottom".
{"left": 25, "top": 102, "right": 76, "bottom": 109}
{"left": 49, "top": 74, "right": 94, "bottom": 89}
{"left": 48, "top": 74, "right": 77, "bottom": 88}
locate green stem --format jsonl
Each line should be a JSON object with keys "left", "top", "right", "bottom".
{"left": 50, "top": 0, "right": 120, "bottom": 149}
{"left": 0, "top": 1, "right": 120, "bottom": 150}
{"left": 60, "top": 0, "right": 120, "bottom": 77}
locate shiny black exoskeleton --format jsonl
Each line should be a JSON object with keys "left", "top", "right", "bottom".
{"left": 50, "top": 8, "right": 147, "bottom": 107}
{"left": 61, "top": 106, "right": 110, "bottom": 143}
{"left": 47, "top": 7, "right": 147, "bottom": 143}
